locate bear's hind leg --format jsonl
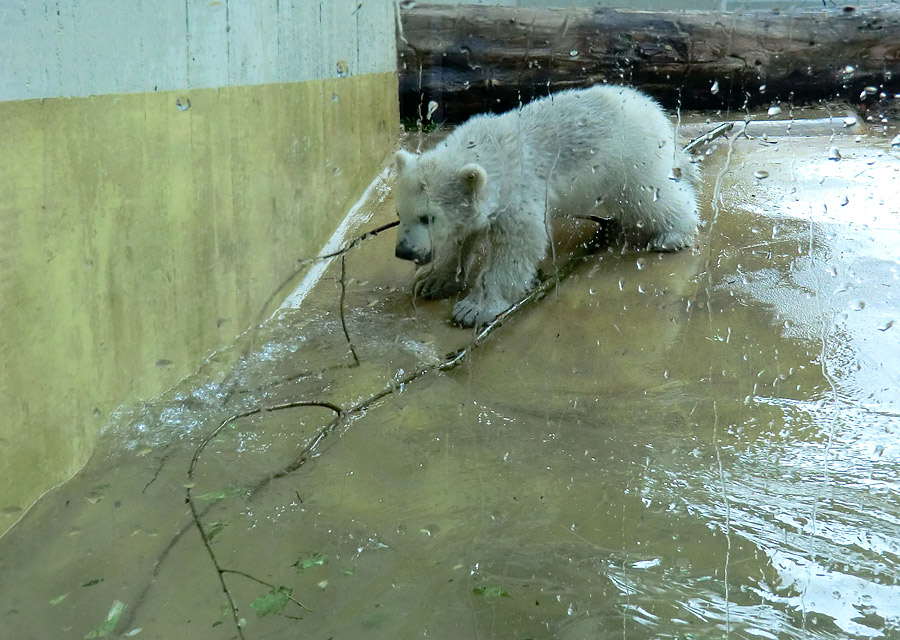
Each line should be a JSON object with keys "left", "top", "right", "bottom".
{"left": 627, "top": 179, "right": 699, "bottom": 252}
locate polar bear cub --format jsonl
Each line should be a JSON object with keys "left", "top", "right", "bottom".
{"left": 393, "top": 85, "right": 699, "bottom": 327}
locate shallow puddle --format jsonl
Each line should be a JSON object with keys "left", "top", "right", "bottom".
{"left": 1, "top": 114, "right": 899, "bottom": 639}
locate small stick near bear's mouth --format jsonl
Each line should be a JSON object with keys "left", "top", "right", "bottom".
{"left": 259, "top": 220, "right": 400, "bottom": 319}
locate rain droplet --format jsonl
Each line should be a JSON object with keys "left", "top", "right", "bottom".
{"left": 426, "top": 100, "right": 438, "bottom": 120}
{"left": 840, "top": 195, "right": 849, "bottom": 206}
{"left": 767, "top": 105, "right": 782, "bottom": 117}
{"left": 843, "top": 116, "right": 857, "bottom": 127}
{"left": 753, "top": 170, "right": 769, "bottom": 180}
{"left": 335, "top": 59, "right": 348, "bottom": 77}
{"left": 669, "top": 167, "right": 683, "bottom": 181}
{"left": 854, "top": 135, "right": 862, "bottom": 143}
{"left": 864, "top": 86, "right": 878, "bottom": 95}
{"left": 878, "top": 320, "right": 895, "bottom": 331}
{"left": 843, "top": 65, "right": 856, "bottom": 74}
{"left": 710, "top": 80, "right": 720, "bottom": 95}
{"left": 828, "top": 147, "right": 842, "bottom": 161}
{"left": 569, "top": 50, "right": 579, "bottom": 58}
{"left": 636, "top": 257, "right": 647, "bottom": 270}
{"left": 890, "top": 134, "right": 900, "bottom": 148}
{"left": 759, "top": 84, "right": 767, "bottom": 93}
{"left": 175, "top": 97, "right": 191, "bottom": 111}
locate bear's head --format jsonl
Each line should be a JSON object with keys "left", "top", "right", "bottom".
{"left": 393, "top": 149, "right": 488, "bottom": 266}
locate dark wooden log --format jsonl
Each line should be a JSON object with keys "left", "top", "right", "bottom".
{"left": 398, "top": 3, "right": 900, "bottom": 123}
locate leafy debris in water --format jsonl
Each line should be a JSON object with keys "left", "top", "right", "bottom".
{"left": 83, "top": 600, "right": 126, "bottom": 638}
{"left": 473, "top": 585, "right": 510, "bottom": 599}
{"left": 292, "top": 552, "right": 327, "bottom": 570}
{"left": 250, "top": 586, "right": 292, "bottom": 617}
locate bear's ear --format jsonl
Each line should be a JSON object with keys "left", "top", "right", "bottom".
{"left": 458, "top": 163, "right": 487, "bottom": 198}
{"left": 394, "top": 149, "right": 416, "bottom": 173}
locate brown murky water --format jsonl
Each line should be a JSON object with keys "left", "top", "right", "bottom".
{"left": 2, "top": 113, "right": 899, "bottom": 639}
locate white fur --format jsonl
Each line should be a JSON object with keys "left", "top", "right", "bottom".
{"left": 393, "top": 85, "right": 700, "bottom": 327}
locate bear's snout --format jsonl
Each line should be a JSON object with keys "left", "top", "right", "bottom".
{"left": 395, "top": 242, "right": 432, "bottom": 266}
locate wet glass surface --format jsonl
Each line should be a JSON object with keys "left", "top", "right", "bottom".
{"left": 1, "top": 114, "right": 899, "bottom": 639}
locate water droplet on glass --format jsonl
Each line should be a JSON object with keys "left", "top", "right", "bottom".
{"left": 854, "top": 135, "right": 862, "bottom": 143}
{"left": 843, "top": 64, "right": 856, "bottom": 74}
{"left": 335, "top": 59, "right": 348, "bottom": 77}
{"left": 840, "top": 195, "right": 849, "bottom": 206}
{"left": 175, "top": 97, "right": 191, "bottom": 111}
{"left": 332, "top": 166, "right": 342, "bottom": 177}
{"left": 636, "top": 258, "right": 647, "bottom": 270}
{"left": 331, "top": 93, "right": 340, "bottom": 102}
{"left": 652, "top": 187, "right": 660, "bottom": 202}
{"left": 569, "top": 50, "right": 579, "bottom": 58}
{"left": 767, "top": 105, "right": 782, "bottom": 117}
{"left": 710, "top": 80, "right": 720, "bottom": 95}
{"left": 843, "top": 116, "right": 856, "bottom": 128}
{"left": 879, "top": 320, "right": 895, "bottom": 331}
{"left": 828, "top": 147, "right": 842, "bottom": 161}
{"left": 759, "top": 84, "right": 767, "bottom": 93}
{"left": 864, "top": 86, "right": 878, "bottom": 95}
{"left": 669, "top": 167, "right": 683, "bottom": 181}
{"left": 753, "top": 170, "right": 769, "bottom": 180}
{"left": 426, "top": 100, "right": 438, "bottom": 120}
{"left": 890, "top": 134, "right": 900, "bottom": 148}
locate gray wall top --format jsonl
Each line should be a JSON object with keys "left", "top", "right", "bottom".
{"left": 1, "top": 0, "right": 398, "bottom": 102}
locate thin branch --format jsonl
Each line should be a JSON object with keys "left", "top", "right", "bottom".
{"left": 220, "top": 569, "right": 311, "bottom": 611}
{"left": 682, "top": 121, "right": 735, "bottom": 154}
{"left": 338, "top": 254, "right": 360, "bottom": 366}
{"left": 185, "top": 487, "right": 246, "bottom": 639}
{"left": 258, "top": 221, "right": 399, "bottom": 320}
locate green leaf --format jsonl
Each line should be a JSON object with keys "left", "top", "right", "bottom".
{"left": 473, "top": 585, "right": 510, "bottom": 599}
{"left": 293, "top": 552, "right": 327, "bottom": 570}
{"left": 83, "top": 600, "right": 126, "bottom": 638}
{"left": 250, "top": 586, "right": 292, "bottom": 617}
{"left": 195, "top": 488, "right": 244, "bottom": 502}
{"left": 205, "top": 522, "right": 226, "bottom": 540}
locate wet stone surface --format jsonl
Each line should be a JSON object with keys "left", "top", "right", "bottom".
{"left": 2, "top": 114, "right": 900, "bottom": 639}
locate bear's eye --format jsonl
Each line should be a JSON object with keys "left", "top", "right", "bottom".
{"left": 418, "top": 215, "right": 430, "bottom": 225}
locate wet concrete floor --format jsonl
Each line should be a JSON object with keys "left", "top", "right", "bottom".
{"left": 1, "top": 109, "right": 899, "bottom": 639}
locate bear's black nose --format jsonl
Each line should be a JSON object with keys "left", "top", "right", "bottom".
{"left": 395, "top": 244, "right": 431, "bottom": 265}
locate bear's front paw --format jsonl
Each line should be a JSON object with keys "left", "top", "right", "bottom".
{"left": 413, "top": 271, "right": 464, "bottom": 299}
{"left": 649, "top": 230, "right": 693, "bottom": 252}
{"left": 452, "top": 296, "right": 508, "bottom": 328}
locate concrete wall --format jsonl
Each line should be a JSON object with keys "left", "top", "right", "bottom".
{"left": 0, "top": 0, "right": 399, "bottom": 530}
